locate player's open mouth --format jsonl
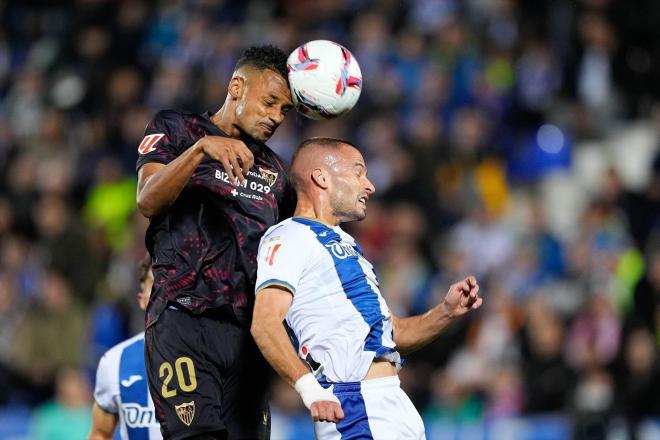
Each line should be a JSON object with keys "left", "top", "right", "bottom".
{"left": 359, "top": 196, "right": 368, "bottom": 206}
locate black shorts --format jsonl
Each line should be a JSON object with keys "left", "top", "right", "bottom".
{"left": 145, "top": 305, "right": 271, "bottom": 440}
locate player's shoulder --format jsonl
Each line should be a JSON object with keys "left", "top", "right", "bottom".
{"left": 263, "top": 217, "right": 299, "bottom": 237}
{"left": 99, "top": 332, "right": 145, "bottom": 366}
{"left": 262, "top": 217, "right": 314, "bottom": 242}
{"left": 143, "top": 110, "right": 183, "bottom": 140}
{"left": 94, "top": 333, "right": 143, "bottom": 402}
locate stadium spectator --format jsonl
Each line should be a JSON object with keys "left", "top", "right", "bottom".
{"left": 30, "top": 366, "right": 92, "bottom": 440}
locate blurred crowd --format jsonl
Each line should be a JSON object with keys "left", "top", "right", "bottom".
{"left": 1, "top": 0, "right": 660, "bottom": 438}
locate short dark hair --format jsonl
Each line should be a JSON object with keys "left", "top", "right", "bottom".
{"left": 235, "top": 45, "right": 288, "bottom": 80}
{"left": 138, "top": 253, "right": 152, "bottom": 283}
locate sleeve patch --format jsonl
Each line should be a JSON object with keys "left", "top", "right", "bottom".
{"left": 265, "top": 243, "right": 282, "bottom": 266}
{"left": 138, "top": 133, "right": 165, "bottom": 155}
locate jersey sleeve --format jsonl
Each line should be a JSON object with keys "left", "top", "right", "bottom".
{"left": 135, "top": 110, "right": 183, "bottom": 171}
{"left": 255, "top": 224, "right": 309, "bottom": 295}
{"left": 93, "top": 351, "right": 119, "bottom": 414}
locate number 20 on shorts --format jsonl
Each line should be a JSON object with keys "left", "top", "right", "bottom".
{"left": 160, "top": 357, "right": 197, "bottom": 398}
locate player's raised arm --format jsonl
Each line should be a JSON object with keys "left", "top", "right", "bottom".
{"left": 251, "top": 286, "right": 344, "bottom": 423}
{"left": 137, "top": 135, "right": 253, "bottom": 218}
{"left": 391, "top": 276, "right": 482, "bottom": 354}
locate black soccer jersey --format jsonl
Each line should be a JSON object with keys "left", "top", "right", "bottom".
{"left": 136, "top": 110, "right": 296, "bottom": 327}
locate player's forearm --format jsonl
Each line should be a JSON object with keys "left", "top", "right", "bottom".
{"left": 393, "top": 301, "right": 454, "bottom": 354}
{"left": 251, "top": 317, "right": 309, "bottom": 387}
{"left": 137, "top": 141, "right": 206, "bottom": 218}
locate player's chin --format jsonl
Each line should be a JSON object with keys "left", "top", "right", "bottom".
{"left": 353, "top": 206, "right": 368, "bottom": 221}
{"left": 251, "top": 132, "right": 269, "bottom": 143}
{"left": 255, "top": 125, "right": 276, "bottom": 141}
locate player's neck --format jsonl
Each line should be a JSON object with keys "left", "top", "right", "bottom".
{"left": 294, "top": 200, "right": 338, "bottom": 227}
{"left": 210, "top": 108, "right": 240, "bottom": 138}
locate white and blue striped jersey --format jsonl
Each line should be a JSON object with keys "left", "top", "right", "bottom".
{"left": 255, "top": 217, "right": 401, "bottom": 384}
{"left": 94, "top": 333, "right": 162, "bottom": 440}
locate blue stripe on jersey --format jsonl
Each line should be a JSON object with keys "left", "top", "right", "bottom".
{"left": 292, "top": 218, "right": 390, "bottom": 356}
{"left": 333, "top": 382, "right": 373, "bottom": 439}
{"left": 283, "top": 321, "right": 300, "bottom": 352}
{"left": 119, "top": 338, "right": 149, "bottom": 440}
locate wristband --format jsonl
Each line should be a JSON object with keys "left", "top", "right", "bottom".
{"left": 293, "top": 373, "right": 340, "bottom": 409}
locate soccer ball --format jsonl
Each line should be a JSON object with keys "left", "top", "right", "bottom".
{"left": 287, "top": 40, "right": 362, "bottom": 120}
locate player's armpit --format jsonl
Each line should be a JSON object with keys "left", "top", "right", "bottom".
{"left": 391, "top": 313, "right": 401, "bottom": 336}
{"left": 88, "top": 402, "right": 118, "bottom": 440}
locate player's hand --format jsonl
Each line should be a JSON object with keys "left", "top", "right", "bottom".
{"left": 442, "top": 276, "right": 482, "bottom": 318}
{"left": 294, "top": 373, "right": 343, "bottom": 423}
{"left": 310, "top": 400, "right": 344, "bottom": 423}
{"left": 197, "top": 135, "right": 254, "bottom": 184}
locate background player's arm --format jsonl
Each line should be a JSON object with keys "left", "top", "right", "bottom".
{"left": 87, "top": 403, "right": 118, "bottom": 440}
{"left": 251, "top": 286, "right": 344, "bottom": 423}
{"left": 137, "top": 136, "right": 254, "bottom": 218}
{"left": 391, "top": 276, "right": 482, "bottom": 354}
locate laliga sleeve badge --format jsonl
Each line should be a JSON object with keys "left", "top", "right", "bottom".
{"left": 175, "top": 401, "right": 195, "bottom": 426}
{"left": 138, "top": 133, "right": 165, "bottom": 155}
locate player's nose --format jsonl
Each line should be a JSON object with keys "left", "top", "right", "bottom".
{"left": 365, "top": 177, "right": 375, "bottom": 194}
{"left": 269, "top": 107, "right": 285, "bottom": 125}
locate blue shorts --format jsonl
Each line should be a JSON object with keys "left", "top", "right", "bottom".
{"left": 314, "top": 375, "right": 425, "bottom": 439}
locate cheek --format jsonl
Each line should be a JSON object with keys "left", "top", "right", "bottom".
{"left": 242, "top": 102, "right": 266, "bottom": 124}
{"left": 236, "top": 96, "right": 248, "bottom": 118}
{"left": 333, "top": 178, "right": 356, "bottom": 202}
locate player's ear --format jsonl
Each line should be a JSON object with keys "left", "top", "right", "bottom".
{"left": 311, "top": 168, "right": 329, "bottom": 189}
{"left": 228, "top": 76, "right": 245, "bottom": 100}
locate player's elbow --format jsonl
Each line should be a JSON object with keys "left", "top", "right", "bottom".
{"left": 250, "top": 319, "right": 265, "bottom": 345}
{"left": 250, "top": 309, "right": 271, "bottom": 345}
{"left": 88, "top": 426, "right": 113, "bottom": 440}
{"left": 137, "top": 191, "right": 159, "bottom": 218}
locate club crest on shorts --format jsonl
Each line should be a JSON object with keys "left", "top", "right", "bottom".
{"left": 175, "top": 401, "right": 195, "bottom": 426}
{"left": 258, "top": 166, "right": 278, "bottom": 187}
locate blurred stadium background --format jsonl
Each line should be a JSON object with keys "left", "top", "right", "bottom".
{"left": 1, "top": 0, "right": 660, "bottom": 439}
